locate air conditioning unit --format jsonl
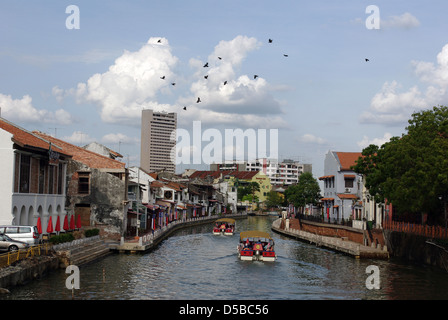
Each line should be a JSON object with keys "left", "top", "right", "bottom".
{"left": 345, "top": 188, "right": 352, "bottom": 193}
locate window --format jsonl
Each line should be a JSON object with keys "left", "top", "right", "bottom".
{"left": 57, "top": 163, "right": 63, "bottom": 194}
{"left": 19, "top": 154, "right": 31, "bottom": 193}
{"left": 48, "top": 166, "right": 55, "bottom": 194}
{"left": 345, "top": 178, "right": 354, "bottom": 188}
{"left": 78, "top": 172, "right": 90, "bottom": 194}
{"left": 38, "top": 159, "right": 46, "bottom": 194}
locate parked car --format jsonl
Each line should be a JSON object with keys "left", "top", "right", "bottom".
{"left": 0, "top": 226, "right": 39, "bottom": 245}
{"left": 0, "top": 233, "right": 29, "bottom": 252}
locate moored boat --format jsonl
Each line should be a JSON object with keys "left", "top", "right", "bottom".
{"left": 237, "top": 230, "right": 277, "bottom": 262}
{"left": 213, "top": 218, "right": 236, "bottom": 235}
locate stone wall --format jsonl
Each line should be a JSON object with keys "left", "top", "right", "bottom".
{"left": 384, "top": 230, "right": 448, "bottom": 270}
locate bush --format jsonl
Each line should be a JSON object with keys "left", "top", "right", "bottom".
{"left": 84, "top": 228, "right": 100, "bottom": 238}
{"left": 49, "top": 233, "right": 75, "bottom": 244}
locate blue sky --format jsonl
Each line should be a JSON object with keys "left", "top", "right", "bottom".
{"left": 1, "top": 1, "right": 448, "bottom": 179}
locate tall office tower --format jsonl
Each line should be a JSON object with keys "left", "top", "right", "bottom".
{"left": 140, "top": 109, "right": 177, "bottom": 173}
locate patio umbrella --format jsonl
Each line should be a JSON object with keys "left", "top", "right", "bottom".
{"left": 70, "top": 215, "right": 75, "bottom": 230}
{"left": 63, "top": 215, "right": 69, "bottom": 231}
{"left": 37, "top": 217, "right": 42, "bottom": 234}
{"left": 76, "top": 214, "right": 81, "bottom": 229}
{"left": 46, "top": 216, "right": 53, "bottom": 234}
{"left": 55, "top": 215, "right": 61, "bottom": 233}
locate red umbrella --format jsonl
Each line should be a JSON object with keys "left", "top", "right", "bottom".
{"left": 55, "top": 215, "right": 61, "bottom": 232}
{"left": 46, "top": 216, "right": 53, "bottom": 234}
{"left": 76, "top": 214, "right": 81, "bottom": 229}
{"left": 63, "top": 215, "right": 69, "bottom": 231}
{"left": 36, "top": 217, "right": 42, "bottom": 234}
{"left": 70, "top": 215, "right": 75, "bottom": 230}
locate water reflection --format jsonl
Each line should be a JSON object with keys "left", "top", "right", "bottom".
{"left": 2, "top": 216, "right": 448, "bottom": 300}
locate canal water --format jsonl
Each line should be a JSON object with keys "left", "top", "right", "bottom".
{"left": 2, "top": 216, "right": 448, "bottom": 300}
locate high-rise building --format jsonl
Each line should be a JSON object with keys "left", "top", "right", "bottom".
{"left": 140, "top": 109, "right": 177, "bottom": 173}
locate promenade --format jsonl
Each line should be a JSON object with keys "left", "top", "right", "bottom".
{"left": 271, "top": 218, "right": 389, "bottom": 259}
{"left": 114, "top": 213, "right": 247, "bottom": 253}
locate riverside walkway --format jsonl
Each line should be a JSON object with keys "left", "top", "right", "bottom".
{"left": 114, "top": 213, "right": 247, "bottom": 253}
{"left": 271, "top": 218, "right": 389, "bottom": 259}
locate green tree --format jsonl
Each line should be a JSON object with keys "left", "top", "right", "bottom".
{"left": 353, "top": 106, "right": 448, "bottom": 223}
{"left": 284, "top": 172, "right": 321, "bottom": 209}
{"left": 265, "top": 191, "right": 284, "bottom": 208}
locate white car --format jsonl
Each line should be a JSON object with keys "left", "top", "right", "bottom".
{"left": 0, "top": 233, "right": 29, "bottom": 252}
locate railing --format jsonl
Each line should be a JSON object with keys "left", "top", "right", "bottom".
{"left": 383, "top": 220, "right": 448, "bottom": 240}
{"left": 127, "top": 213, "right": 246, "bottom": 247}
{"left": 0, "top": 243, "right": 53, "bottom": 268}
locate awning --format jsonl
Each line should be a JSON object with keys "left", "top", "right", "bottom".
{"left": 337, "top": 194, "right": 358, "bottom": 200}
{"left": 318, "top": 175, "right": 335, "bottom": 180}
{"left": 344, "top": 174, "right": 356, "bottom": 179}
{"left": 321, "top": 198, "right": 334, "bottom": 201}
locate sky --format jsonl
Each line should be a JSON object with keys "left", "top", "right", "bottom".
{"left": 1, "top": 0, "right": 448, "bottom": 180}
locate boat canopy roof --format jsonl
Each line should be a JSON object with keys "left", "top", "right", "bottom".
{"left": 216, "top": 218, "right": 235, "bottom": 224}
{"left": 240, "top": 230, "right": 272, "bottom": 240}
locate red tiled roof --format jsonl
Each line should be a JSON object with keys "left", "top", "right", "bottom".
{"left": 0, "top": 118, "right": 69, "bottom": 155}
{"left": 318, "top": 175, "right": 335, "bottom": 180}
{"left": 34, "top": 132, "right": 125, "bottom": 169}
{"left": 337, "top": 194, "right": 358, "bottom": 199}
{"left": 335, "top": 152, "right": 363, "bottom": 171}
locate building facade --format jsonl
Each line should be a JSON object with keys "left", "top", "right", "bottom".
{"left": 319, "top": 151, "right": 363, "bottom": 223}
{"left": 35, "top": 132, "right": 129, "bottom": 240}
{"left": 0, "top": 118, "right": 72, "bottom": 234}
{"left": 140, "top": 109, "right": 177, "bottom": 173}
{"left": 210, "top": 158, "right": 312, "bottom": 186}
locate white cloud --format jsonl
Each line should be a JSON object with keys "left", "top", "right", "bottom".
{"left": 61, "top": 131, "right": 95, "bottom": 145}
{"left": 382, "top": 12, "right": 420, "bottom": 30}
{"left": 72, "top": 37, "right": 179, "bottom": 124}
{"left": 361, "top": 44, "right": 448, "bottom": 126}
{"left": 101, "top": 133, "right": 139, "bottom": 145}
{"left": 183, "top": 36, "right": 282, "bottom": 116}
{"left": 300, "top": 134, "right": 327, "bottom": 145}
{"left": 0, "top": 93, "right": 73, "bottom": 125}
{"left": 357, "top": 132, "right": 392, "bottom": 149}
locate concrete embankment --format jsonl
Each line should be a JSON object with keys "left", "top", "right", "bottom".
{"left": 0, "top": 255, "right": 60, "bottom": 290}
{"left": 271, "top": 218, "right": 389, "bottom": 259}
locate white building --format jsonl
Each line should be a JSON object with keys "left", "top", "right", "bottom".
{"left": 140, "top": 109, "right": 177, "bottom": 173}
{"left": 211, "top": 158, "right": 312, "bottom": 186}
{"left": 0, "top": 118, "right": 72, "bottom": 232}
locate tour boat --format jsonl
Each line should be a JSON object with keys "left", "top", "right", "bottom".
{"left": 213, "top": 218, "right": 236, "bottom": 235}
{"left": 237, "top": 231, "right": 277, "bottom": 262}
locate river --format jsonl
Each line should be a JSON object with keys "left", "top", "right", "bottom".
{"left": 2, "top": 216, "right": 448, "bottom": 300}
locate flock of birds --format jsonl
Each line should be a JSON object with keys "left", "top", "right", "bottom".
{"left": 155, "top": 38, "right": 370, "bottom": 111}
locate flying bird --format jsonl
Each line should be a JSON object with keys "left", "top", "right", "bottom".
{"left": 204, "top": 75, "right": 209, "bottom": 79}
{"left": 157, "top": 39, "right": 162, "bottom": 43}
{"left": 171, "top": 82, "right": 176, "bottom": 86}
{"left": 203, "top": 62, "right": 209, "bottom": 67}
{"left": 254, "top": 75, "right": 259, "bottom": 79}
{"left": 268, "top": 39, "right": 273, "bottom": 43}
{"left": 183, "top": 106, "right": 187, "bottom": 110}
{"left": 218, "top": 57, "right": 222, "bottom": 60}
{"left": 223, "top": 81, "right": 227, "bottom": 85}
{"left": 197, "top": 97, "right": 201, "bottom": 103}
{"left": 160, "top": 76, "right": 165, "bottom": 79}
{"left": 283, "top": 54, "right": 289, "bottom": 57}
{"left": 365, "top": 58, "right": 370, "bottom": 62}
